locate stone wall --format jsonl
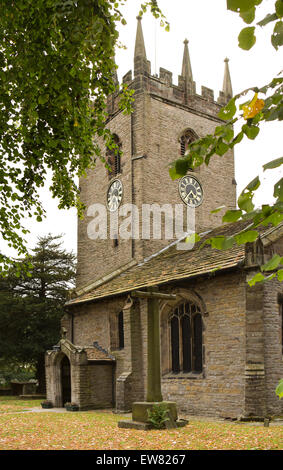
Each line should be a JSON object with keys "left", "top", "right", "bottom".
{"left": 263, "top": 277, "right": 283, "bottom": 417}
{"left": 71, "top": 297, "right": 125, "bottom": 348}
{"left": 160, "top": 272, "right": 247, "bottom": 419}
{"left": 244, "top": 274, "right": 266, "bottom": 417}
{"left": 87, "top": 363, "right": 114, "bottom": 409}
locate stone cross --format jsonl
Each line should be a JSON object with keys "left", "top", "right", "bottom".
{"left": 131, "top": 287, "right": 176, "bottom": 402}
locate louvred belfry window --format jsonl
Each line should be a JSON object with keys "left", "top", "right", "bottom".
{"left": 180, "top": 129, "right": 197, "bottom": 156}
{"left": 107, "top": 134, "right": 122, "bottom": 178}
{"left": 169, "top": 301, "right": 202, "bottom": 373}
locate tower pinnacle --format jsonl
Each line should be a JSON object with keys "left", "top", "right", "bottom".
{"left": 222, "top": 58, "right": 233, "bottom": 99}
{"left": 181, "top": 38, "right": 193, "bottom": 82}
{"left": 134, "top": 16, "right": 147, "bottom": 61}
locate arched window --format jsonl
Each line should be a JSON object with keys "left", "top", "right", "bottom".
{"left": 110, "top": 310, "right": 124, "bottom": 350}
{"left": 118, "top": 311, "right": 124, "bottom": 349}
{"left": 169, "top": 301, "right": 202, "bottom": 373}
{"left": 107, "top": 134, "right": 122, "bottom": 178}
{"left": 179, "top": 129, "right": 198, "bottom": 156}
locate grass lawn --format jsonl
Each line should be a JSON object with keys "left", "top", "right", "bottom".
{"left": 0, "top": 397, "right": 282, "bottom": 450}
{"left": 0, "top": 395, "right": 42, "bottom": 414}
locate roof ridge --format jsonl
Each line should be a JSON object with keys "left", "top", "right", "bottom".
{"left": 138, "top": 229, "right": 214, "bottom": 267}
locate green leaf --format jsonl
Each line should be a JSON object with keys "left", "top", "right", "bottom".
{"left": 238, "top": 192, "right": 254, "bottom": 212}
{"left": 222, "top": 127, "right": 234, "bottom": 142}
{"left": 246, "top": 175, "right": 260, "bottom": 191}
{"left": 215, "top": 141, "right": 229, "bottom": 156}
{"left": 169, "top": 158, "right": 190, "bottom": 180}
{"left": 238, "top": 27, "right": 256, "bottom": 50}
{"left": 277, "top": 269, "right": 283, "bottom": 281}
{"left": 234, "top": 230, "right": 258, "bottom": 244}
{"left": 185, "top": 233, "right": 201, "bottom": 244}
{"left": 169, "top": 166, "right": 178, "bottom": 181}
{"left": 218, "top": 99, "right": 237, "bottom": 121}
{"left": 275, "top": 0, "right": 283, "bottom": 18}
{"left": 242, "top": 123, "right": 260, "bottom": 140}
{"left": 209, "top": 236, "right": 234, "bottom": 250}
{"left": 275, "top": 379, "right": 283, "bottom": 399}
{"left": 261, "top": 254, "right": 283, "bottom": 271}
{"left": 265, "top": 107, "right": 280, "bottom": 121}
{"left": 222, "top": 209, "right": 242, "bottom": 223}
{"left": 274, "top": 178, "right": 283, "bottom": 201}
{"left": 227, "top": 0, "right": 262, "bottom": 12}
{"left": 222, "top": 237, "right": 235, "bottom": 250}
{"left": 261, "top": 211, "right": 283, "bottom": 227}
{"left": 248, "top": 272, "right": 265, "bottom": 287}
{"left": 264, "top": 273, "right": 277, "bottom": 282}
{"left": 38, "top": 94, "right": 49, "bottom": 105}
{"left": 230, "top": 131, "right": 244, "bottom": 147}
{"left": 240, "top": 7, "right": 255, "bottom": 24}
{"left": 214, "top": 125, "right": 234, "bottom": 142}
{"left": 210, "top": 236, "right": 226, "bottom": 250}
{"left": 271, "top": 20, "right": 283, "bottom": 49}
{"left": 169, "top": 158, "right": 191, "bottom": 180}
{"left": 263, "top": 156, "right": 283, "bottom": 171}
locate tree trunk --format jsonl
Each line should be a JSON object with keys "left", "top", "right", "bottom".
{"left": 36, "top": 355, "right": 46, "bottom": 395}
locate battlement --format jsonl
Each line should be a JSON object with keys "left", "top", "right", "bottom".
{"left": 107, "top": 66, "right": 223, "bottom": 119}
{"left": 107, "top": 17, "right": 232, "bottom": 120}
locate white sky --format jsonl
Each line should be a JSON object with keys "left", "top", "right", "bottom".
{"left": 2, "top": 0, "right": 282, "bottom": 257}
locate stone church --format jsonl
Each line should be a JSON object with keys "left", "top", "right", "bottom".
{"left": 45, "top": 17, "right": 283, "bottom": 419}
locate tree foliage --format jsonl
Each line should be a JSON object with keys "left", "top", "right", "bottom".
{"left": 0, "top": 234, "right": 76, "bottom": 390}
{"left": 0, "top": 0, "right": 166, "bottom": 274}
{"left": 170, "top": 0, "right": 283, "bottom": 287}
{"left": 276, "top": 378, "right": 283, "bottom": 398}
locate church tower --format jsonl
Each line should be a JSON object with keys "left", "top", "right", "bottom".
{"left": 76, "top": 17, "right": 236, "bottom": 290}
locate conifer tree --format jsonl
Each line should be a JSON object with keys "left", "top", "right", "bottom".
{"left": 0, "top": 234, "right": 76, "bottom": 392}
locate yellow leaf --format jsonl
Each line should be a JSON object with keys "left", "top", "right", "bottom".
{"left": 242, "top": 93, "right": 265, "bottom": 119}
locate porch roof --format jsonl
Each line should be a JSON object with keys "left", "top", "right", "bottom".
{"left": 84, "top": 343, "right": 115, "bottom": 362}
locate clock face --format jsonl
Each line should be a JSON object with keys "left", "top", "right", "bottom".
{"left": 179, "top": 175, "right": 203, "bottom": 208}
{"left": 107, "top": 179, "right": 123, "bottom": 212}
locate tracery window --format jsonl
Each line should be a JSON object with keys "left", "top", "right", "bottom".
{"left": 107, "top": 134, "right": 122, "bottom": 178}
{"left": 169, "top": 301, "right": 202, "bottom": 373}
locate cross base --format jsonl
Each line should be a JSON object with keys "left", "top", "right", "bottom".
{"left": 118, "top": 401, "right": 188, "bottom": 430}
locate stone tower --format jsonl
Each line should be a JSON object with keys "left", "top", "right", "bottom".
{"left": 76, "top": 17, "right": 236, "bottom": 290}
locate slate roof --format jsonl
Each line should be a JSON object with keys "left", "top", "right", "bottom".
{"left": 67, "top": 220, "right": 265, "bottom": 307}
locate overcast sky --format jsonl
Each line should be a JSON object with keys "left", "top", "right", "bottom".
{"left": 3, "top": 0, "right": 282, "bottom": 257}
